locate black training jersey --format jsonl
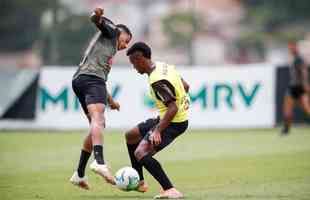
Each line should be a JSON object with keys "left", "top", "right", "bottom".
{"left": 289, "top": 55, "right": 306, "bottom": 86}
{"left": 73, "top": 14, "right": 119, "bottom": 81}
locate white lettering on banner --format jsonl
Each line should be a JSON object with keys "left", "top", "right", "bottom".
{"left": 35, "top": 64, "right": 275, "bottom": 129}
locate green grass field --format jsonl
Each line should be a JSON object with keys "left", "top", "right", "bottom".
{"left": 1, "top": 128, "right": 310, "bottom": 200}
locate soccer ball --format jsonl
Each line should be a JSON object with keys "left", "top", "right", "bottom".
{"left": 115, "top": 166, "right": 140, "bottom": 191}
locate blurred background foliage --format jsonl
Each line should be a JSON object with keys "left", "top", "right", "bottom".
{"left": 1, "top": 0, "right": 310, "bottom": 66}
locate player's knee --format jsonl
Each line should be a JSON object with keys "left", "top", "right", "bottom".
{"left": 125, "top": 128, "right": 142, "bottom": 144}
{"left": 91, "top": 115, "right": 105, "bottom": 128}
{"left": 125, "top": 130, "right": 138, "bottom": 144}
{"left": 91, "top": 119, "right": 101, "bottom": 129}
{"left": 125, "top": 131, "right": 131, "bottom": 142}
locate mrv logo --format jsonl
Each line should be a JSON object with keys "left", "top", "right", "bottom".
{"left": 144, "top": 82, "right": 261, "bottom": 110}
{"left": 40, "top": 85, "right": 121, "bottom": 111}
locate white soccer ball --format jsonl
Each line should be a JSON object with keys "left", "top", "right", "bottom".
{"left": 115, "top": 166, "right": 140, "bottom": 191}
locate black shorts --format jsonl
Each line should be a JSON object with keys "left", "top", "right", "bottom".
{"left": 288, "top": 85, "right": 305, "bottom": 99}
{"left": 72, "top": 74, "right": 107, "bottom": 115}
{"left": 137, "top": 117, "right": 188, "bottom": 152}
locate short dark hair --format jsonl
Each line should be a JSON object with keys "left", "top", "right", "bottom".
{"left": 126, "top": 42, "right": 152, "bottom": 59}
{"left": 116, "top": 24, "right": 132, "bottom": 38}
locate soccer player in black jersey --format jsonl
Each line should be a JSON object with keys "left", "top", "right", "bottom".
{"left": 70, "top": 7, "right": 132, "bottom": 189}
{"left": 282, "top": 41, "right": 310, "bottom": 135}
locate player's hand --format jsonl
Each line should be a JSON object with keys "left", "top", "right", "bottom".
{"left": 94, "top": 8, "right": 104, "bottom": 17}
{"left": 150, "top": 129, "right": 161, "bottom": 146}
{"left": 109, "top": 100, "right": 120, "bottom": 111}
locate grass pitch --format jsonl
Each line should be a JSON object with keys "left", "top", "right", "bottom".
{"left": 0, "top": 128, "right": 310, "bottom": 200}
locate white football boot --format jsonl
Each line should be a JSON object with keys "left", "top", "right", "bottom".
{"left": 70, "top": 171, "right": 90, "bottom": 190}
{"left": 154, "top": 188, "right": 184, "bottom": 199}
{"left": 89, "top": 160, "right": 116, "bottom": 185}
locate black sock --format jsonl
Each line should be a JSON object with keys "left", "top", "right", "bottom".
{"left": 93, "top": 145, "right": 105, "bottom": 164}
{"left": 282, "top": 121, "right": 291, "bottom": 134}
{"left": 140, "top": 154, "right": 173, "bottom": 190}
{"left": 283, "top": 123, "right": 289, "bottom": 133}
{"left": 77, "top": 150, "right": 91, "bottom": 177}
{"left": 127, "top": 143, "right": 144, "bottom": 180}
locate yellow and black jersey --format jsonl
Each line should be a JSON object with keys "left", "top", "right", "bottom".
{"left": 148, "top": 62, "right": 189, "bottom": 123}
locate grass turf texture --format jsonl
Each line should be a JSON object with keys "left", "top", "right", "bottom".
{"left": 0, "top": 128, "right": 310, "bottom": 200}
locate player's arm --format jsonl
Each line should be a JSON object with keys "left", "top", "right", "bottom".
{"left": 150, "top": 80, "right": 178, "bottom": 146}
{"left": 90, "top": 8, "right": 118, "bottom": 38}
{"left": 181, "top": 78, "right": 190, "bottom": 93}
{"left": 156, "top": 101, "right": 178, "bottom": 132}
{"left": 107, "top": 92, "right": 120, "bottom": 111}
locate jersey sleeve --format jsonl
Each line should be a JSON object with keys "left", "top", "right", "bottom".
{"left": 151, "top": 80, "right": 176, "bottom": 106}
{"left": 90, "top": 14, "right": 118, "bottom": 38}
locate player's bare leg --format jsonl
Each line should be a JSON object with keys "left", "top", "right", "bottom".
{"left": 87, "top": 104, "right": 105, "bottom": 145}
{"left": 87, "top": 103, "right": 115, "bottom": 185}
{"left": 298, "top": 94, "right": 310, "bottom": 116}
{"left": 135, "top": 140, "right": 183, "bottom": 199}
{"left": 83, "top": 133, "right": 93, "bottom": 152}
{"left": 282, "top": 95, "right": 295, "bottom": 135}
{"left": 126, "top": 127, "right": 142, "bottom": 144}
{"left": 125, "top": 127, "right": 148, "bottom": 192}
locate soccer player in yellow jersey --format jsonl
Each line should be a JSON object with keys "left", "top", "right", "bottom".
{"left": 125, "top": 42, "right": 190, "bottom": 199}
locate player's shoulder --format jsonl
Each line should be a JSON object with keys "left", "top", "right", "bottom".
{"left": 154, "top": 61, "right": 165, "bottom": 68}
{"left": 154, "top": 61, "right": 176, "bottom": 71}
{"left": 102, "top": 16, "right": 115, "bottom": 25}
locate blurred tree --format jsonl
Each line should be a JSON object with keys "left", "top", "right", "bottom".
{"left": 234, "top": 0, "right": 310, "bottom": 63}
{"left": 244, "top": 0, "right": 310, "bottom": 33}
{"left": 42, "top": 15, "right": 95, "bottom": 65}
{"left": 233, "top": 32, "right": 266, "bottom": 63}
{"left": 0, "top": 0, "right": 55, "bottom": 52}
{"left": 162, "top": 11, "right": 203, "bottom": 65}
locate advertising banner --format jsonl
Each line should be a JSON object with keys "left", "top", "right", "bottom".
{"left": 35, "top": 64, "right": 275, "bottom": 129}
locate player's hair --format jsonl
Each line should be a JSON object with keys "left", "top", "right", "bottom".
{"left": 126, "top": 42, "right": 152, "bottom": 59}
{"left": 116, "top": 24, "right": 132, "bottom": 38}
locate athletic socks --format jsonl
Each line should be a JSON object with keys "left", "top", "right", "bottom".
{"left": 140, "top": 154, "right": 173, "bottom": 190}
{"left": 93, "top": 145, "right": 105, "bottom": 164}
{"left": 77, "top": 149, "right": 91, "bottom": 177}
{"left": 127, "top": 143, "right": 144, "bottom": 180}
{"left": 281, "top": 123, "right": 290, "bottom": 135}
